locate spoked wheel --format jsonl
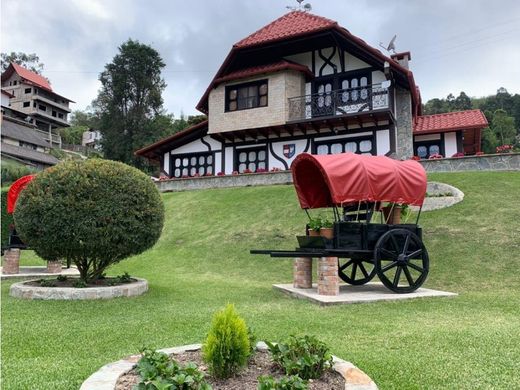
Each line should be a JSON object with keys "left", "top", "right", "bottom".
{"left": 374, "top": 229, "right": 429, "bottom": 293}
{"left": 338, "top": 257, "right": 376, "bottom": 285}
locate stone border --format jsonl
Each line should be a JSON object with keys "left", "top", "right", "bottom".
{"left": 418, "top": 152, "right": 519, "bottom": 172}
{"left": 413, "top": 181, "right": 464, "bottom": 212}
{"left": 80, "top": 342, "right": 377, "bottom": 390}
{"left": 1, "top": 265, "right": 80, "bottom": 280}
{"left": 9, "top": 277, "right": 148, "bottom": 300}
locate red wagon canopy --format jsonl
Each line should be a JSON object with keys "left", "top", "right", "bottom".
{"left": 291, "top": 153, "right": 427, "bottom": 209}
{"left": 7, "top": 174, "right": 36, "bottom": 214}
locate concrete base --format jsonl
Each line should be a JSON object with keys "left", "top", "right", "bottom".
{"left": 1, "top": 266, "right": 80, "bottom": 280}
{"left": 273, "top": 282, "right": 457, "bottom": 306}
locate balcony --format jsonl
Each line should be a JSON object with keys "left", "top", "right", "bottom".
{"left": 287, "top": 83, "right": 393, "bottom": 123}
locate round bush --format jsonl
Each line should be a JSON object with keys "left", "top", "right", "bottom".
{"left": 14, "top": 159, "right": 164, "bottom": 281}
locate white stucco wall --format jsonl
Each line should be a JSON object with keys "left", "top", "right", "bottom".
{"left": 444, "top": 132, "right": 458, "bottom": 157}
{"left": 376, "top": 129, "right": 390, "bottom": 155}
{"left": 269, "top": 138, "right": 309, "bottom": 169}
{"left": 163, "top": 152, "right": 170, "bottom": 175}
{"left": 224, "top": 146, "right": 234, "bottom": 174}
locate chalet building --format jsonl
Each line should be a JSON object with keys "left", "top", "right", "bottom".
{"left": 1, "top": 94, "right": 59, "bottom": 169}
{"left": 1, "top": 63, "right": 74, "bottom": 148}
{"left": 136, "top": 11, "right": 488, "bottom": 178}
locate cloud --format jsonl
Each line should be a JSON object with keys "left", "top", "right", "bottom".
{"left": 2, "top": 0, "right": 519, "bottom": 117}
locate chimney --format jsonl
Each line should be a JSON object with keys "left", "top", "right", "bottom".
{"left": 391, "top": 51, "right": 411, "bottom": 69}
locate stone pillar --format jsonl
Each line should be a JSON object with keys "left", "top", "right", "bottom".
{"left": 395, "top": 86, "right": 414, "bottom": 160}
{"left": 2, "top": 249, "right": 20, "bottom": 274}
{"left": 318, "top": 256, "right": 339, "bottom": 296}
{"left": 47, "top": 260, "right": 62, "bottom": 273}
{"left": 293, "top": 257, "right": 312, "bottom": 289}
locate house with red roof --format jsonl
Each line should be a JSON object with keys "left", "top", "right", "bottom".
{"left": 136, "top": 11, "right": 488, "bottom": 178}
{"left": 1, "top": 63, "right": 74, "bottom": 148}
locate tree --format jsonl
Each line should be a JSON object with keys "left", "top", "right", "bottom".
{"left": 1, "top": 52, "right": 44, "bottom": 74}
{"left": 491, "top": 109, "right": 516, "bottom": 145}
{"left": 93, "top": 39, "right": 166, "bottom": 169}
{"left": 454, "top": 92, "right": 472, "bottom": 111}
{"left": 14, "top": 159, "right": 164, "bottom": 282}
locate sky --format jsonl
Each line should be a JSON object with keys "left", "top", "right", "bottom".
{"left": 2, "top": 0, "right": 520, "bottom": 117}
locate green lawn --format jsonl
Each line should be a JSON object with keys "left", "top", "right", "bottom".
{"left": 2, "top": 171, "right": 520, "bottom": 389}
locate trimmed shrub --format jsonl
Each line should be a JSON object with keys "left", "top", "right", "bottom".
{"left": 14, "top": 159, "right": 164, "bottom": 281}
{"left": 203, "top": 304, "right": 251, "bottom": 378}
{"left": 258, "top": 375, "right": 308, "bottom": 390}
{"left": 1, "top": 188, "right": 14, "bottom": 251}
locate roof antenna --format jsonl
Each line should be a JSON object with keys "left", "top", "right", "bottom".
{"left": 379, "top": 34, "right": 397, "bottom": 54}
{"left": 286, "top": 0, "right": 312, "bottom": 11}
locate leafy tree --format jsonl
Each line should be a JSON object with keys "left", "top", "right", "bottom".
{"left": 454, "top": 92, "right": 472, "bottom": 111}
{"left": 93, "top": 39, "right": 166, "bottom": 169}
{"left": 491, "top": 109, "right": 516, "bottom": 145}
{"left": 14, "top": 159, "right": 164, "bottom": 282}
{"left": 423, "top": 98, "right": 448, "bottom": 115}
{"left": 1, "top": 52, "right": 44, "bottom": 74}
{"left": 57, "top": 125, "right": 87, "bottom": 145}
{"left": 481, "top": 127, "right": 498, "bottom": 154}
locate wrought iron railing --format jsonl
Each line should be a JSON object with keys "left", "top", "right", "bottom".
{"left": 287, "top": 83, "right": 391, "bottom": 122}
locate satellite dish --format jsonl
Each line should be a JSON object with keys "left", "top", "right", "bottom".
{"left": 303, "top": 3, "right": 312, "bottom": 11}
{"left": 379, "top": 34, "right": 397, "bottom": 54}
{"left": 296, "top": 0, "right": 304, "bottom": 4}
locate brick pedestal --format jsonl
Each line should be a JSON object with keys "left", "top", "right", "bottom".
{"left": 293, "top": 257, "right": 312, "bottom": 288}
{"left": 47, "top": 260, "right": 62, "bottom": 273}
{"left": 318, "top": 256, "right": 339, "bottom": 296}
{"left": 2, "top": 249, "right": 20, "bottom": 274}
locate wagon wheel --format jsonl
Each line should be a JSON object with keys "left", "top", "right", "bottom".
{"left": 338, "top": 257, "right": 376, "bottom": 285}
{"left": 374, "top": 229, "right": 429, "bottom": 293}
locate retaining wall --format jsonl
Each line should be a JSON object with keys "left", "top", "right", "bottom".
{"left": 155, "top": 153, "right": 519, "bottom": 193}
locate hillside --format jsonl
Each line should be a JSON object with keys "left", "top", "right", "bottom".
{"left": 2, "top": 171, "right": 520, "bottom": 389}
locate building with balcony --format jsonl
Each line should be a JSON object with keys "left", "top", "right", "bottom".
{"left": 135, "top": 11, "right": 488, "bottom": 178}
{"left": 1, "top": 63, "right": 74, "bottom": 148}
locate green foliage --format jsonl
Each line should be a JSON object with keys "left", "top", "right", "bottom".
{"left": 58, "top": 125, "right": 88, "bottom": 145}
{"left": 257, "top": 375, "right": 308, "bottom": 390}
{"left": 93, "top": 39, "right": 166, "bottom": 170}
{"left": 1, "top": 188, "right": 14, "bottom": 251}
{"left": 72, "top": 279, "right": 87, "bottom": 288}
{"left": 39, "top": 279, "right": 57, "bottom": 287}
{"left": 13, "top": 159, "right": 164, "bottom": 282}
{"left": 307, "top": 217, "right": 322, "bottom": 232}
{"left": 491, "top": 109, "right": 516, "bottom": 145}
{"left": 1, "top": 162, "right": 36, "bottom": 185}
{"left": 1, "top": 51, "right": 44, "bottom": 74}
{"left": 48, "top": 148, "right": 67, "bottom": 160}
{"left": 56, "top": 275, "right": 68, "bottom": 282}
{"left": 203, "top": 304, "right": 251, "bottom": 378}
{"left": 267, "top": 335, "right": 333, "bottom": 380}
{"left": 136, "top": 347, "right": 211, "bottom": 390}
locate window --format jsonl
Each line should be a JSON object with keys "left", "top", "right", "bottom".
{"left": 52, "top": 110, "right": 57, "bottom": 117}
{"left": 226, "top": 80, "right": 268, "bottom": 112}
{"left": 171, "top": 152, "right": 213, "bottom": 178}
{"left": 23, "top": 102, "right": 30, "bottom": 107}
{"left": 33, "top": 102, "right": 36, "bottom": 107}
{"left": 25, "top": 88, "right": 32, "bottom": 94}
{"left": 235, "top": 147, "right": 267, "bottom": 173}
{"left": 39, "top": 104, "right": 46, "bottom": 111}
{"left": 13, "top": 80, "right": 17, "bottom": 86}
{"left": 58, "top": 113, "right": 64, "bottom": 119}
{"left": 314, "top": 136, "right": 374, "bottom": 155}
{"left": 414, "top": 140, "right": 443, "bottom": 159}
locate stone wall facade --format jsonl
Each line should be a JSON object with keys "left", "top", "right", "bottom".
{"left": 208, "top": 71, "right": 305, "bottom": 134}
{"left": 394, "top": 87, "right": 414, "bottom": 159}
{"left": 419, "top": 153, "right": 520, "bottom": 172}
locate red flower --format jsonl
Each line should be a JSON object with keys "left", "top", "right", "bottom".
{"left": 475, "top": 151, "right": 485, "bottom": 156}
{"left": 428, "top": 153, "right": 443, "bottom": 159}
{"left": 217, "top": 172, "right": 225, "bottom": 176}
{"left": 451, "top": 152, "right": 465, "bottom": 158}
{"left": 411, "top": 156, "right": 421, "bottom": 161}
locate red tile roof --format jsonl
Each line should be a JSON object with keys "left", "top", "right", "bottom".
{"left": 414, "top": 109, "right": 488, "bottom": 134}
{"left": 10, "top": 63, "right": 53, "bottom": 91}
{"left": 214, "top": 60, "right": 313, "bottom": 85}
{"left": 234, "top": 11, "right": 337, "bottom": 48}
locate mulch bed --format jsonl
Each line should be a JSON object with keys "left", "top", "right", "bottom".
{"left": 115, "top": 350, "right": 345, "bottom": 390}
{"left": 26, "top": 277, "right": 137, "bottom": 288}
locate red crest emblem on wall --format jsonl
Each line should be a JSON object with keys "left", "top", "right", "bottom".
{"left": 283, "top": 144, "right": 296, "bottom": 158}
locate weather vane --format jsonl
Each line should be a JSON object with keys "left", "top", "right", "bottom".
{"left": 286, "top": 0, "right": 312, "bottom": 12}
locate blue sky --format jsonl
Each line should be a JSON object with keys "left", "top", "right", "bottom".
{"left": 2, "top": 0, "right": 519, "bottom": 117}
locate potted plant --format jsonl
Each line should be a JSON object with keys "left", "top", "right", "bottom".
{"left": 307, "top": 216, "right": 322, "bottom": 236}
{"left": 319, "top": 218, "right": 334, "bottom": 239}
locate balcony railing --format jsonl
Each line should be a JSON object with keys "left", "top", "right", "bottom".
{"left": 287, "top": 83, "right": 392, "bottom": 122}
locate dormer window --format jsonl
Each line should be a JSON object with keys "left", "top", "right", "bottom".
{"left": 226, "top": 79, "right": 268, "bottom": 112}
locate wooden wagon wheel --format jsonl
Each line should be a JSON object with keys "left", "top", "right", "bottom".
{"left": 374, "top": 229, "right": 429, "bottom": 293}
{"left": 338, "top": 257, "right": 376, "bottom": 285}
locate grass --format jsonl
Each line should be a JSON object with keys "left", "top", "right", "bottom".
{"left": 1, "top": 171, "right": 520, "bottom": 389}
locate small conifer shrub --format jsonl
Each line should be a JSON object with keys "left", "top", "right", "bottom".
{"left": 202, "top": 304, "right": 251, "bottom": 378}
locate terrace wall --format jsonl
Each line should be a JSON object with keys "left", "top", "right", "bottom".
{"left": 155, "top": 153, "right": 520, "bottom": 192}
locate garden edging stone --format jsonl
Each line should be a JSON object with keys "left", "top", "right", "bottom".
{"left": 80, "top": 342, "right": 378, "bottom": 390}
{"left": 9, "top": 277, "right": 148, "bottom": 300}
